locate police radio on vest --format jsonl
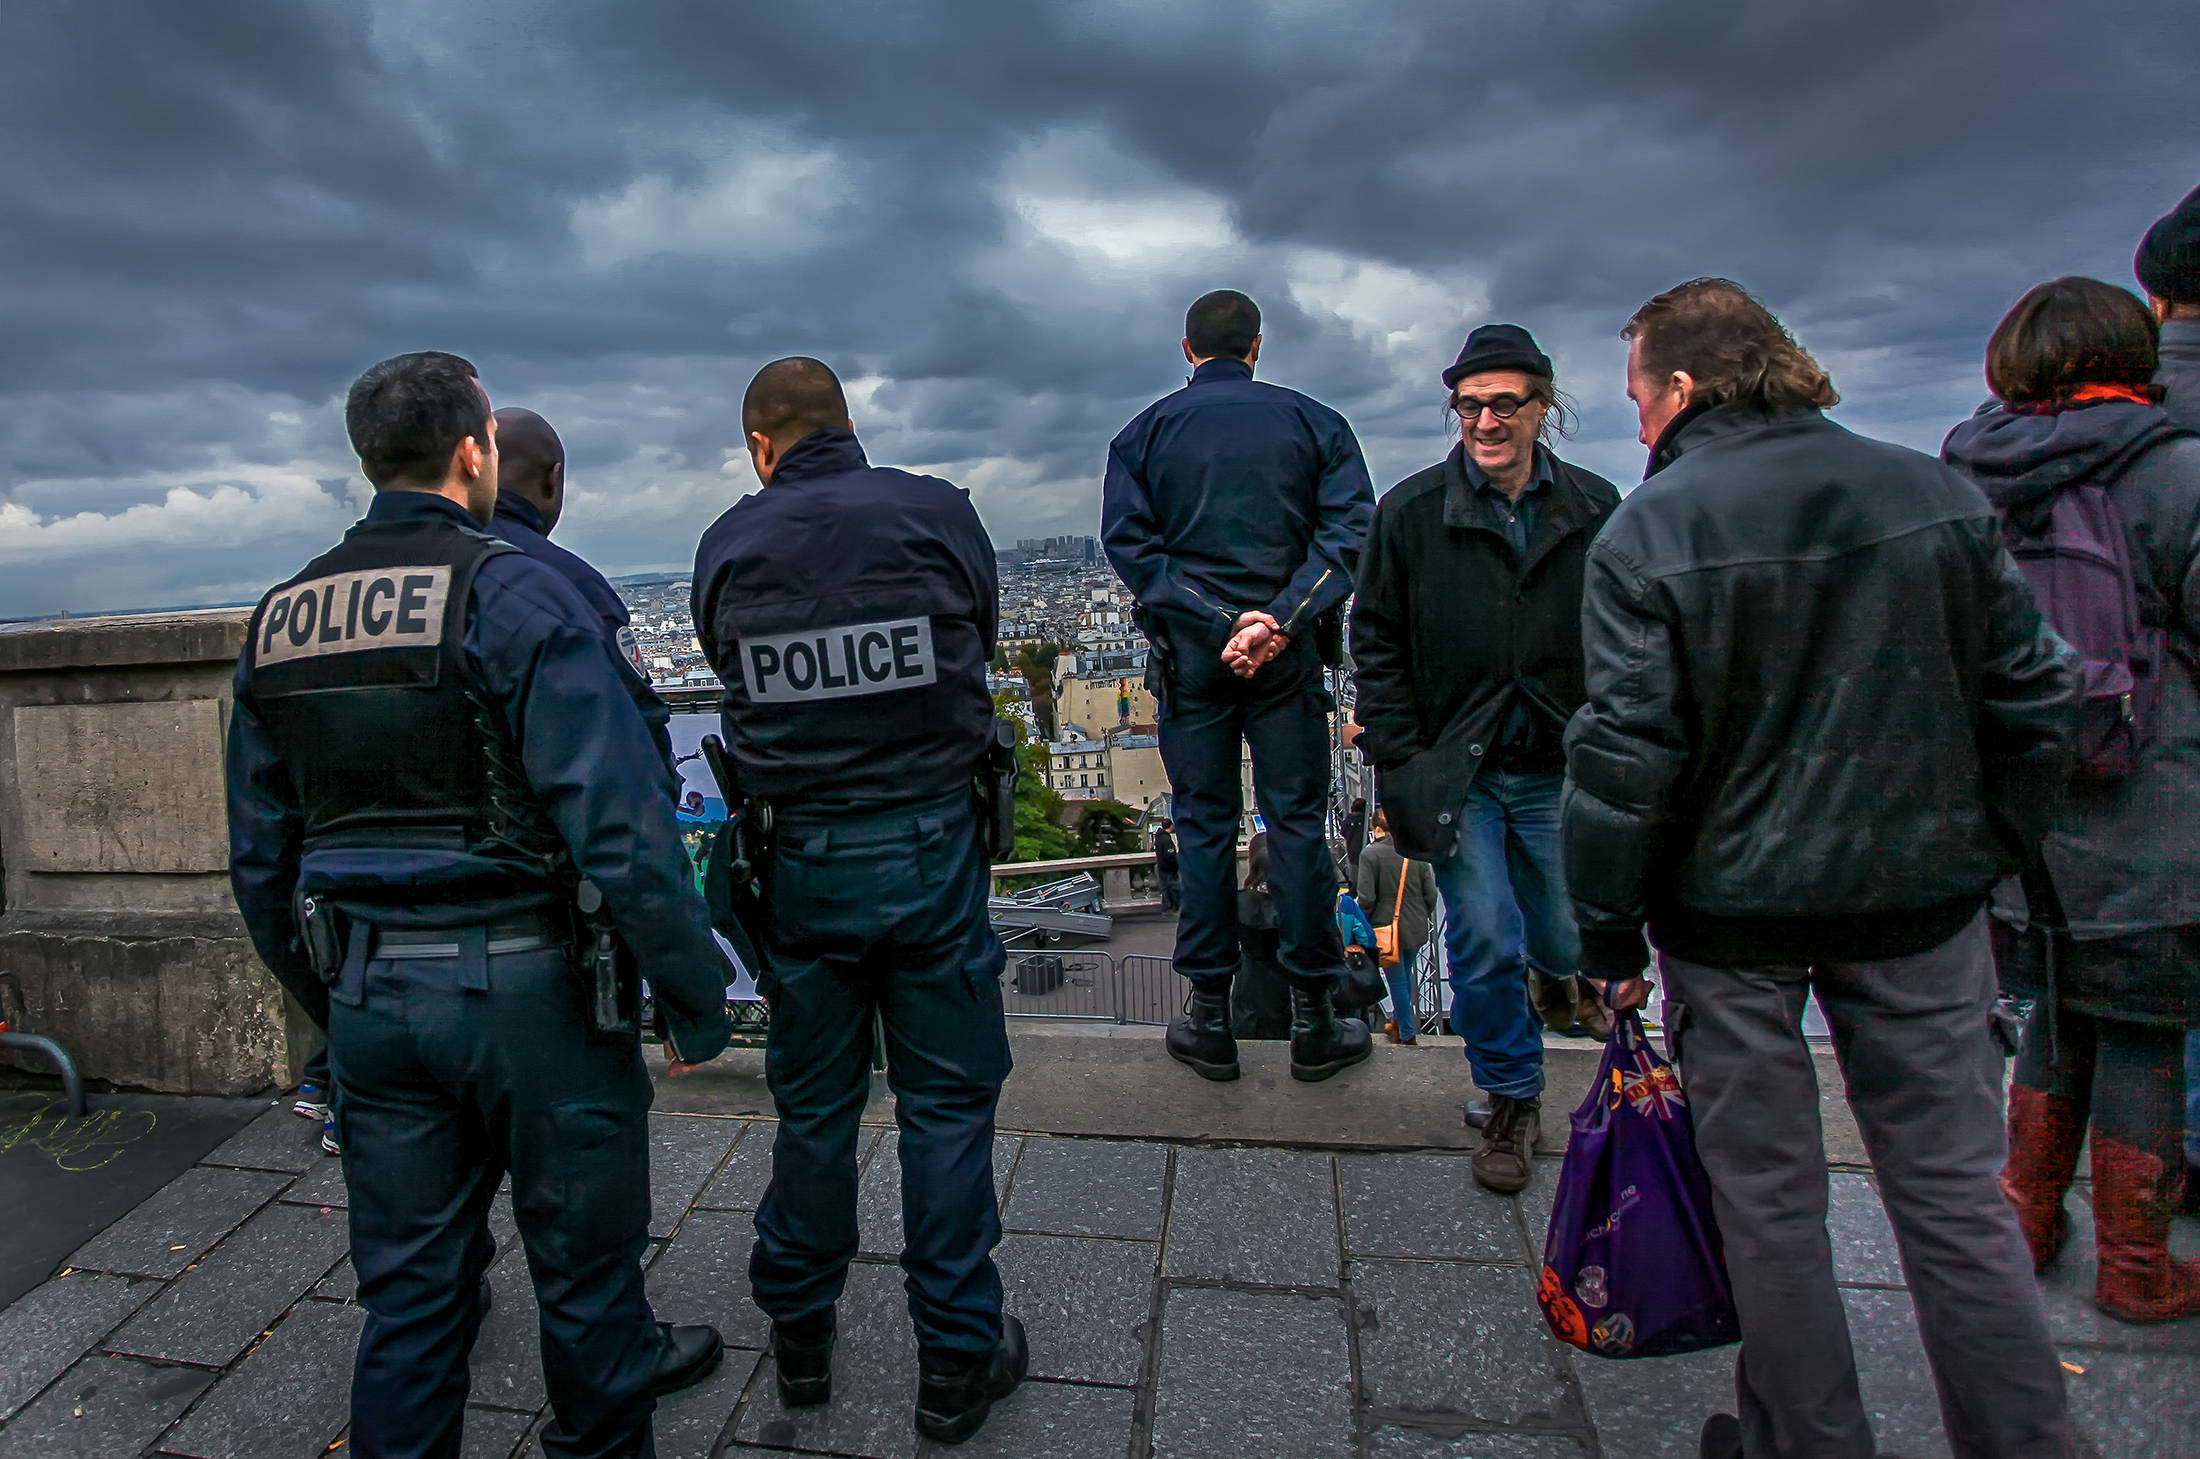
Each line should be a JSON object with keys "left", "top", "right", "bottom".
{"left": 743, "top": 615, "right": 938, "bottom": 703}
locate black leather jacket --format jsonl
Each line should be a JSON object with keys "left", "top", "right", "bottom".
{"left": 1562, "top": 403, "right": 2078, "bottom": 976}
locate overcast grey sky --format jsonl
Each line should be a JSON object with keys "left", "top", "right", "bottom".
{"left": 2, "top": 1, "right": 2194, "bottom": 618}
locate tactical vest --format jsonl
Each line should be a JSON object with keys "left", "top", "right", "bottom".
{"left": 242, "top": 512, "right": 567, "bottom": 880}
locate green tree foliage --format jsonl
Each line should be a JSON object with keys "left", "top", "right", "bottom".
{"left": 990, "top": 702, "right": 1076, "bottom": 862}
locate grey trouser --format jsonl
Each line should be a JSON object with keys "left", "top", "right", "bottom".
{"left": 1661, "top": 915, "right": 2077, "bottom": 1459}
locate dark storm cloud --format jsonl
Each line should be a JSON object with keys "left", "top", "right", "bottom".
{"left": 1, "top": 0, "right": 2194, "bottom": 616}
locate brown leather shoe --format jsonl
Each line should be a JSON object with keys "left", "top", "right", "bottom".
{"left": 1472, "top": 1095, "right": 1540, "bottom": 1195}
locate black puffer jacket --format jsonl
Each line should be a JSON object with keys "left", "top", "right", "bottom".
{"left": 1350, "top": 444, "right": 1619, "bottom": 861}
{"left": 1563, "top": 403, "right": 2078, "bottom": 978}
{"left": 1941, "top": 399, "right": 2200, "bottom": 945}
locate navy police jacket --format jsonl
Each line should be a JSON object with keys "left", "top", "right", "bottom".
{"left": 489, "top": 493, "right": 674, "bottom": 774}
{"left": 227, "top": 491, "right": 730, "bottom": 1048}
{"left": 1102, "top": 357, "right": 1375, "bottom": 657}
{"left": 692, "top": 429, "right": 998, "bottom": 810}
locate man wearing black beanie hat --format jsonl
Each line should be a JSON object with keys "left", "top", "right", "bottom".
{"left": 2137, "top": 180, "right": 2200, "bottom": 431}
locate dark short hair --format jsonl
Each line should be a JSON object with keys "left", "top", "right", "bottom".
{"left": 345, "top": 352, "right": 488, "bottom": 488}
{"left": 1986, "top": 276, "right": 2160, "bottom": 404}
{"left": 1185, "top": 290, "right": 1261, "bottom": 360}
{"left": 742, "top": 356, "right": 849, "bottom": 445}
{"left": 1622, "top": 278, "right": 1839, "bottom": 412}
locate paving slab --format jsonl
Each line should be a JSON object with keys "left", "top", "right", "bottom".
{"left": 1352, "top": 1259, "right": 1578, "bottom": 1428}
{"left": 645, "top": 1209, "right": 768, "bottom": 1349}
{"left": 648, "top": 1347, "right": 755, "bottom": 1459}
{"left": 156, "top": 1299, "right": 365, "bottom": 1459}
{"left": 649, "top": 1115, "right": 743, "bottom": 1239}
{"left": 1572, "top": 1343, "right": 1736, "bottom": 1459}
{"left": 198, "top": 1105, "right": 331, "bottom": 1175}
{"left": 1829, "top": 1172, "right": 1904, "bottom": 1287}
{"left": 1841, "top": 1286, "right": 1951, "bottom": 1459}
{"left": 1341, "top": 1152, "right": 1523, "bottom": 1264}
{"left": 66, "top": 1166, "right": 290, "bottom": 1279}
{"left": 2034, "top": 1199, "right": 2200, "bottom": 1354}
{"left": 281, "top": 1158, "right": 350, "bottom": 1209}
{"left": 0, "top": 1090, "right": 266, "bottom": 1312}
{"left": 914, "top": 1377, "right": 1134, "bottom": 1459}
{"left": 996, "top": 1234, "right": 1154, "bottom": 1385}
{"left": 469, "top": 1242, "right": 548, "bottom": 1412}
{"left": 1166, "top": 1146, "right": 1339, "bottom": 1286}
{"left": 696, "top": 1122, "right": 774, "bottom": 1212}
{"left": 458, "top": 1405, "right": 538, "bottom": 1459}
{"left": 1001, "top": 1138, "right": 1167, "bottom": 1240}
{"left": 1151, "top": 1286, "right": 1354, "bottom": 1459}
{"left": 0, "top": 1353, "right": 212, "bottom": 1459}
{"left": 106, "top": 1201, "right": 348, "bottom": 1367}
{"left": 1368, "top": 1429, "right": 1593, "bottom": 1458}
{"left": 2057, "top": 1348, "right": 2200, "bottom": 1459}
{"left": 0, "top": 1270, "right": 159, "bottom": 1422}
{"left": 731, "top": 1260, "right": 918, "bottom": 1459}
{"left": 313, "top": 1257, "right": 357, "bottom": 1302}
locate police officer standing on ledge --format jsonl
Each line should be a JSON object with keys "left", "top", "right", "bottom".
{"left": 691, "top": 357, "right": 1026, "bottom": 1446}
{"left": 227, "top": 352, "right": 734, "bottom": 1459}
{"left": 1103, "top": 289, "right": 1378, "bottom": 1084}
{"left": 486, "top": 406, "right": 675, "bottom": 773}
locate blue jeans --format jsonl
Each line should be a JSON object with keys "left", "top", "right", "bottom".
{"left": 1430, "top": 766, "right": 1575, "bottom": 1101}
{"left": 750, "top": 789, "right": 1012, "bottom": 1354}
{"left": 1156, "top": 639, "right": 1343, "bottom": 988}
{"left": 1383, "top": 947, "right": 1422, "bottom": 1038}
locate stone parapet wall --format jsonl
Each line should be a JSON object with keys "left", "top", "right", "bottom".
{"left": 0, "top": 608, "right": 304, "bottom": 1094}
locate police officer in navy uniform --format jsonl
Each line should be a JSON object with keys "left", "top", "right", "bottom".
{"left": 1103, "top": 289, "right": 1378, "bottom": 1084}
{"left": 691, "top": 357, "right": 1027, "bottom": 1446}
{"left": 227, "top": 352, "right": 734, "bottom": 1459}
{"left": 486, "top": 406, "right": 675, "bottom": 773}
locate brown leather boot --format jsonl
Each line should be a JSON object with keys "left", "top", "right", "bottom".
{"left": 2000, "top": 1085, "right": 2084, "bottom": 1271}
{"left": 2089, "top": 1135, "right": 2200, "bottom": 1324}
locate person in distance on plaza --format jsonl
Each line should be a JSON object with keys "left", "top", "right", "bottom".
{"left": 691, "top": 358, "right": 1026, "bottom": 1446}
{"left": 486, "top": 406, "right": 675, "bottom": 775}
{"left": 1562, "top": 280, "right": 2082, "bottom": 1459}
{"left": 1352, "top": 808, "right": 1437, "bottom": 1046}
{"left": 1102, "top": 289, "right": 1378, "bottom": 1084}
{"left": 1152, "top": 816, "right": 1181, "bottom": 912}
{"left": 1941, "top": 277, "right": 2200, "bottom": 1322}
{"left": 2135, "top": 181, "right": 2200, "bottom": 1214}
{"left": 1347, "top": 323, "right": 1620, "bottom": 1194}
{"left": 227, "top": 352, "right": 735, "bottom": 1459}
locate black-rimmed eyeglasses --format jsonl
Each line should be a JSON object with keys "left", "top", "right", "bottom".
{"left": 1452, "top": 393, "right": 1536, "bottom": 421}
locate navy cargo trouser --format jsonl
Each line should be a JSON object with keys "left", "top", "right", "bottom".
{"left": 330, "top": 927, "right": 661, "bottom": 1459}
{"left": 1157, "top": 637, "right": 1345, "bottom": 989}
{"left": 748, "top": 788, "right": 1012, "bottom": 1353}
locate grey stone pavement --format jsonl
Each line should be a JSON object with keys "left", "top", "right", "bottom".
{"left": 4, "top": 1075, "right": 2198, "bottom": 1459}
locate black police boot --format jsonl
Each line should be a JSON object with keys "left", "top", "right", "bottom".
{"left": 914, "top": 1314, "right": 1028, "bottom": 1445}
{"left": 651, "top": 1322, "right": 724, "bottom": 1397}
{"left": 772, "top": 1308, "right": 836, "bottom": 1407}
{"left": 1289, "top": 982, "right": 1372, "bottom": 1083}
{"left": 1165, "top": 983, "right": 1239, "bottom": 1081}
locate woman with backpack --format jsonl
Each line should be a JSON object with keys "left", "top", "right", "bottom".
{"left": 1942, "top": 276, "right": 2200, "bottom": 1324}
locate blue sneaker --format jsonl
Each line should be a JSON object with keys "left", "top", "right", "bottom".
{"left": 292, "top": 1085, "right": 331, "bottom": 1122}
{"left": 320, "top": 1116, "right": 340, "bottom": 1156}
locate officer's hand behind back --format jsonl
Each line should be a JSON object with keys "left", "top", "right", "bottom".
{"left": 663, "top": 1001, "right": 734, "bottom": 1071}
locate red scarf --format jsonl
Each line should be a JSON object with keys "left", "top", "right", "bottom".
{"left": 2009, "top": 381, "right": 2166, "bottom": 415}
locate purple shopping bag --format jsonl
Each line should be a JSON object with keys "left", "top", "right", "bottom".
{"left": 1536, "top": 1010, "right": 1740, "bottom": 1359}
